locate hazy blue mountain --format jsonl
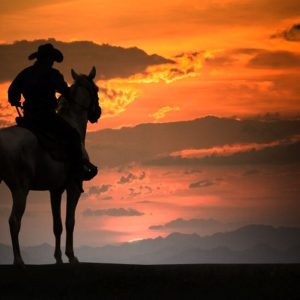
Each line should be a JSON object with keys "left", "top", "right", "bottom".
{"left": 1, "top": 225, "right": 300, "bottom": 264}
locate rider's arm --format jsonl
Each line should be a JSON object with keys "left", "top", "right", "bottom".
{"left": 8, "top": 73, "right": 23, "bottom": 106}
{"left": 53, "top": 70, "right": 71, "bottom": 100}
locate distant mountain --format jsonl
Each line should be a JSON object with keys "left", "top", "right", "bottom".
{"left": 86, "top": 116, "right": 300, "bottom": 167}
{"left": 1, "top": 225, "right": 300, "bottom": 264}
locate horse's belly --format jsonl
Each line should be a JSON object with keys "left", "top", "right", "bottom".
{"left": 30, "top": 152, "right": 67, "bottom": 190}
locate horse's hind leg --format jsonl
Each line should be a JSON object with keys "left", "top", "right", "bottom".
{"left": 50, "top": 189, "right": 63, "bottom": 264}
{"left": 65, "top": 185, "right": 81, "bottom": 264}
{"left": 9, "top": 189, "right": 28, "bottom": 266}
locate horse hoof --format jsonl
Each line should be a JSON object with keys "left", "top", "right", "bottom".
{"left": 13, "top": 258, "right": 25, "bottom": 268}
{"left": 55, "top": 258, "right": 64, "bottom": 265}
{"left": 69, "top": 256, "right": 79, "bottom": 264}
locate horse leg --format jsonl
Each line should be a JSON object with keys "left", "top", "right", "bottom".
{"left": 9, "top": 189, "right": 28, "bottom": 266}
{"left": 65, "top": 185, "right": 81, "bottom": 264}
{"left": 50, "top": 189, "right": 63, "bottom": 264}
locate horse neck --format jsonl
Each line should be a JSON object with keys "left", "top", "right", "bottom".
{"left": 57, "top": 85, "right": 89, "bottom": 142}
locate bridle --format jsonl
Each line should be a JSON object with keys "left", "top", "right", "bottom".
{"left": 70, "top": 76, "right": 101, "bottom": 123}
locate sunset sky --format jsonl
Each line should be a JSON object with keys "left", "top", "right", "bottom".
{"left": 0, "top": 0, "right": 300, "bottom": 249}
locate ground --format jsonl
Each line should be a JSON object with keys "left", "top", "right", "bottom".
{"left": 0, "top": 264, "right": 299, "bottom": 299}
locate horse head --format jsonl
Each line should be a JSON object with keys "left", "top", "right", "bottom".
{"left": 70, "top": 67, "right": 102, "bottom": 123}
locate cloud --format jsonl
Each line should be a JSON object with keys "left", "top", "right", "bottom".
{"left": 118, "top": 173, "right": 137, "bottom": 184}
{"left": 204, "top": 54, "right": 237, "bottom": 67}
{"left": 87, "top": 184, "right": 112, "bottom": 196}
{"left": 125, "top": 51, "right": 203, "bottom": 84}
{"left": 128, "top": 185, "right": 152, "bottom": 198}
{"left": 184, "top": 169, "right": 202, "bottom": 175}
{"left": 142, "top": 185, "right": 152, "bottom": 194}
{"left": 139, "top": 172, "right": 146, "bottom": 180}
{"left": 247, "top": 50, "right": 300, "bottom": 69}
{"left": 117, "top": 172, "right": 145, "bottom": 184}
{"left": 100, "top": 84, "right": 139, "bottom": 118}
{"left": 242, "top": 169, "right": 260, "bottom": 176}
{"left": 271, "top": 24, "right": 300, "bottom": 42}
{"left": 136, "top": 200, "right": 155, "bottom": 204}
{"left": 148, "top": 139, "right": 300, "bottom": 166}
{"left": 100, "top": 196, "right": 113, "bottom": 201}
{"left": 87, "top": 116, "right": 300, "bottom": 168}
{"left": 189, "top": 179, "right": 215, "bottom": 189}
{"left": 0, "top": 0, "right": 73, "bottom": 15}
{"left": 149, "top": 218, "right": 222, "bottom": 230}
{"left": 82, "top": 208, "right": 144, "bottom": 217}
{"left": 0, "top": 39, "right": 173, "bottom": 83}
{"left": 149, "top": 106, "right": 180, "bottom": 120}
{"left": 170, "top": 137, "right": 300, "bottom": 159}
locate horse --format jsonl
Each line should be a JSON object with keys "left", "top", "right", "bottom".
{"left": 0, "top": 67, "right": 101, "bottom": 266}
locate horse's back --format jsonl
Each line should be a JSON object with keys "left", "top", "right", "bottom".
{"left": 0, "top": 125, "right": 39, "bottom": 165}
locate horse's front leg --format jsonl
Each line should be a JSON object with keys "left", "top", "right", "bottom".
{"left": 50, "top": 189, "right": 64, "bottom": 264}
{"left": 9, "top": 188, "right": 28, "bottom": 266}
{"left": 65, "top": 184, "right": 81, "bottom": 264}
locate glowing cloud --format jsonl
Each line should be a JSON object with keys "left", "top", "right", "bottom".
{"left": 99, "top": 81, "right": 139, "bottom": 118}
{"left": 170, "top": 134, "right": 300, "bottom": 159}
{"left": 124, "top": 52, "right": 203, "bottom": 84}
{"left": 149, "top": 106, "right": 180, "bottom": 120}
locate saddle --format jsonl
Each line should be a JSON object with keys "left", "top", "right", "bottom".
{"left": 16, "top": 116, "right": 68, "bottom": 161}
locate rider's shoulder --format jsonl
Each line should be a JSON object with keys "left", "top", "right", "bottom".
{"left": 14, "top": 66, "right": 35, "bottom": 79}
{"left": 51, "top": 67, "right": 64, "bottom": 78}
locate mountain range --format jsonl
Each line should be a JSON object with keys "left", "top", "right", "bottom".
{"left": 1, "top": 225, "right": 299, "bottom": 264}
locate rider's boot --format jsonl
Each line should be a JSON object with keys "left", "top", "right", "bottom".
{"left": 82, "top": 159, "right": 98, "bottom": 181}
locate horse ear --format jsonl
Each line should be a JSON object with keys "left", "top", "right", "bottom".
{"left": 71, "top": 69, "right": 79, "bottom": 80}
{"left": 89, "top": 66, "right": 96, "bottom": 80}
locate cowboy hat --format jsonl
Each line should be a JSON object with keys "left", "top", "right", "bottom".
{"left": 28, "top": 43, "right": 63, "bottom": 63}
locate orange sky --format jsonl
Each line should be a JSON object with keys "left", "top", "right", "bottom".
{"left": 0, "top": 0, "right": 300, "bottom": 247}
{"left": 1, "top": 0, "right": 300, "bottom": 130}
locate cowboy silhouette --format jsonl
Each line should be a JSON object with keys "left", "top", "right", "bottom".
{"left": 8, "top": 43, "right": 97, "bottom": 190}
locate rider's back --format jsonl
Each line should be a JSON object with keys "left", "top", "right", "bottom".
{"left": 8, "top": 62, "right": 69, "bottom": 114}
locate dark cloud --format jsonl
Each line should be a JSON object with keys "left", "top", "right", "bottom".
{"left": 247, "top": 50, "right": 300, "bottom": 69}
{"left": 142, "top": 185, "right": 152, "bottom": 194}
{"left": 184, "top": 169, "right": 202, "bottom": 175}
{"left": 100, "top": 196, "right": 113, "bottom": 201}
{"left": 242, "top": 169, "right": 260, "bottom": 176}
{"left": 118, "top": 173, "right": 137, "bottom": 184}
{"left": 0, "top": 0, "right": 73, "bottom": 14}
{"left": 231, "top": 48, "right": 264, "bottom": 55}
{"left": 189, "top": 179, "right": 215, "bottom": 189}
{"left": 0, "top": 39, "right": 174, "bottom": 83}
{"left": 86, "top": 184, "right": 112, "bottom": 196}
{"left": 128, "top": 188, "right": 141, "bottom": 198}
{"left": 149, "top": 218, "right": 222, "bottom": 231}
{"left": 139, "top": 172, "right": 146, "bottom": 180}
{"left": 117, "top": 172, "right": 145, "bottom": 184}
{"left": 148, "top": 140, "right": 300, "bottom": 166}
{"left": 82, "top": 208, "right": 144, "bottom": 217}
{"left": 271, "top": 24, "right": 300, "bottom": 42}
{"left": 87, "top": 116, "right": 300, "bottom": 168}
{"left": 204, "top": 55, "right": 236, "bottom": 67}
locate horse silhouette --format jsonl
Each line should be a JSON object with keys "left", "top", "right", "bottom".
{"left": 0, "top": 67, "right": 100, "bottom": 266}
